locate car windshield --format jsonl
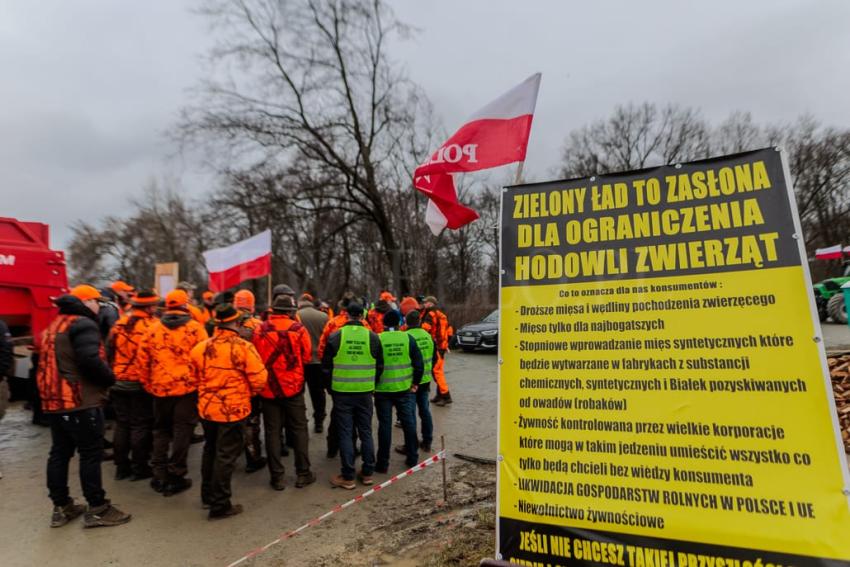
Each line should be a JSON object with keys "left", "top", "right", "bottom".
{"left": 482, "top": 310, "right": 498, "bottom": 323}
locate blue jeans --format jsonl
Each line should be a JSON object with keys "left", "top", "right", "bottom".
{"left": 375, "top": 392, "right": 418, "bottom": 470}
{"left": 415, "top": 383, "right": 433, "bottom": 447}
{"left": 332, "top": 393, "right": 375, "bottom": 480}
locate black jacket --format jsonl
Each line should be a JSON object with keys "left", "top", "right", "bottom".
{"left": 162, "top": 310, "right": 193, "bottom": 331}
{"left": 98, "top": 301, "right": 121, "bottom": 340}
{"left": 0, "top": 319, "right": 12, "bottom": 377}
{"left": 322, "top": 320, "right": 384, "bottom": 388}
{"left": 54, "top": 295, "right": 115, "bottom": 391}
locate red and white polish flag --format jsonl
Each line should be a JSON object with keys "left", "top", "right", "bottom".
{"left": 202, "top": 230, "right": 272, "bottom": 292}
{"left": 414, "top": 73, "right": 541, "bottom": 235}
{"left": 815, "top": 244, "right": 844, "bottom": 260}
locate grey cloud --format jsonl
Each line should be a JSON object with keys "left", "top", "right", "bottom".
{"left": 0, "top": 111, "right": 161, "bottom": 171}
{"left": 2, "top": 0, "right": 849, "bottom": 251}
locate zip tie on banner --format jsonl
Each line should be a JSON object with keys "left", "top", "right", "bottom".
{"left": 226, "top": 450, "right": 448, "bottom": 567}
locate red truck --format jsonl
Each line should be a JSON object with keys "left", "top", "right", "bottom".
{"left": 0, "top": 217, "right": 69, "bottom": 380}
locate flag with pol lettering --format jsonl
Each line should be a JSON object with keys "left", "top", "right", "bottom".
{"left": 414, "top": 73, "right": 542, "bottom": 235}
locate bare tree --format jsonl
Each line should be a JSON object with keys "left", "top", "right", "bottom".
{"left": 67, "top": 221, "right": 116, "bottom": 284}
{"left": 712, "top": 111, "right": 770, "bottom": 155}
{"left": 712, "top": 113, "right": 850, "bottom": 253}
{"left": 178, "top": 0, "right": 432, "bottom": 293}
{"left": 558, "top": 106, "right": 850, "bottom": 279}
{"left": 68, "top": 183, "right": 211, "bottom": 287}
{"left": 780, "top": 118, "right": 850, "bottom": 251}
{"left": 559, "top": 102, "right": 711, "bottom": 178}
{"left": 210, "top": 163, "right": 358, "bottom": 298}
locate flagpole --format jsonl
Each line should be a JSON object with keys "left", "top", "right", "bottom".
{"left": 514, "top": 161, "right": 525, "bottom": 185}
{"left": 267, "top": 273, "right": 272, "bottom": 309}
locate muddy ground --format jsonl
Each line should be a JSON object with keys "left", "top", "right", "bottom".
{"left": 0, "top": 351, "right": 499, "bottom": 567}
{"left": 3, "top": 321, "right": 848, "bottom": 566}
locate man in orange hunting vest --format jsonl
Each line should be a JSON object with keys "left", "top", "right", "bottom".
{"left": 37, "top": 285, "right": 132, "bottom": 529}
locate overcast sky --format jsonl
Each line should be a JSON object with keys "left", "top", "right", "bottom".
{"left": 2, "top": 0, "right": 849, "bottom": 250}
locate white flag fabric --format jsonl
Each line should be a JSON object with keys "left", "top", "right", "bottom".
{"left": 815, "top": 245, "right": 843, "bottom": 260}
{"left": 414, "top": 73, "right": 542, "bottom": 235}
{"left": 202, "top": 230, "right": 272, "bottom": 291}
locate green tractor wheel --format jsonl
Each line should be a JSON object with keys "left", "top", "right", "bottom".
{"left": 827, "top": 293, "right": 848, "bottom": 324}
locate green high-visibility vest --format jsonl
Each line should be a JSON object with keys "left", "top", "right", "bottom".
{"left": 332, "top": 326, "right": 376, "bottom": 393}
{"left": 407, "top": 327, "right": 433, "bottom": 384}
{"left": 377, "top": 330, "right": 413, "bottom": 393}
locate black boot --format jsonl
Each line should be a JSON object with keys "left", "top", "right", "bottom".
{"left": 246, "top": 457, "right": 267, "bottom": 474}
{"left": 434, "top": 392, "right": 453, "bottom": 406}
{"left": 131, "top": 467, "right": 153, "bottom": 481}
{"left": 163, "top": 477, "right": 193, "bottom": 497}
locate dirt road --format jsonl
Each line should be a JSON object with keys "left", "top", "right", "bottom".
{"left": 0, "top": 351, "right": 498, "bottom": 567}
{"left": 823, "top": 320, "right": 850, "bottom": 352}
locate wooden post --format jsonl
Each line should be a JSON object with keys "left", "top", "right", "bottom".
{"left": 441, "top": 435, "right": 448, "bottom": 502}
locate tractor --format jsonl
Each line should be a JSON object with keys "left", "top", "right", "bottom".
{"left": 813, "top": 262, "right": 850, "bottom": 324}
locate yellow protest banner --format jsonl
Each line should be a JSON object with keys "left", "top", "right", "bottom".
{"left": 497, "top": 148, "right": 850, "bottom": 566}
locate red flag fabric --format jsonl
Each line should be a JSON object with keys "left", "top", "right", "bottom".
{"left": 815, "top": 245, "right": 844, "bottom": 260}
{"left": 202, "top": 230, "right": 272, "bottom": 292}
{"left": 414, "top": 172, "right": 479, "bottom": 230}
{"left": 414, "top": 73, "right": 541, "bottom": 234}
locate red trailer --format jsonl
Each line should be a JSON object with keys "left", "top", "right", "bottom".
{"left": 0, "top": 217, "right": 69, "bottom": 377}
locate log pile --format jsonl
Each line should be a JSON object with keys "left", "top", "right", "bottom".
{"left": 829, "top": 354, "right": 850, "bottom": 452}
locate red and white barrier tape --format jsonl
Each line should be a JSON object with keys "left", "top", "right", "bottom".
{"left": 226, "top": 450, "right": 447, "bottom": 567}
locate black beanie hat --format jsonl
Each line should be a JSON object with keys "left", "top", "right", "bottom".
{"left": 213, "top": 291, "right": 235, "bottom": 306}
{"left": 374, "top": 299, "right": 390, "bottom": 314}
{"left": 346, "top": 302, "right": 364, "bottom": 318}
{"left": 405, "top": 310, "right": 421, "bottom": 328}
{"left": 383, "top": 310, "right": 401, "bottom": 328}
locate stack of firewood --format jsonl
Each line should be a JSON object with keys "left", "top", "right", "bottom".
{"left": 829, "top": 354, "right": 850, "bottom": 452}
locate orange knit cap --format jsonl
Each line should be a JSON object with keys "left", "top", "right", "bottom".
{"left": 110, "top": 280, "right": 135, "bottom": 293}
{"left": 70, "top": 285, "right": 103, "bottom": 302}
{"left": 380, "top": 291, "right": 396, "bottom": 302}
{"left": 165, "top": 289, "right": 189, "bottom": 308}
{"left": 202, "top": 290, "right": 214, "bottom": 302}
{"left": 234, "top": 289, "right": 255, "bottom": 311}
{"left": 399, "top": 296, "right": 420, "bottom": 316}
